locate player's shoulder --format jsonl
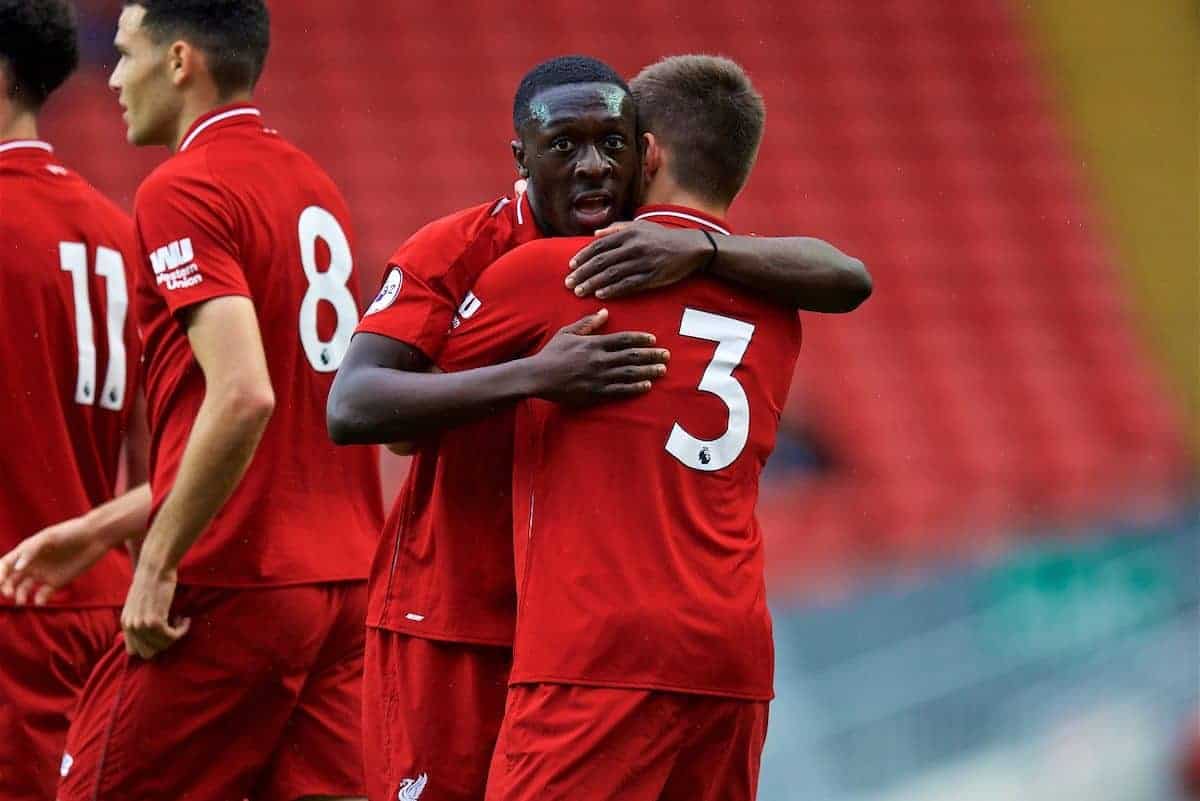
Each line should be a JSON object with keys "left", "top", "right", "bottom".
{"left": 488, "top": 236, "right": 588, "bottom": 281}
{"left": 134, "top": 148, "right": 209, "bottom": 207}
{"left": 230, "top": 131, "right": 348, "bottom": 214}
{"left": 507, "top": 235, "right": 590, "bottom": 260}
{"left": 387, "top": 197, "right": 514, "bottom": 272}
{"left": 67, "top": 167, "right": 131, "bottom": 225}
{"left": 209, "top": 126, "right": 332, "bottom": 184}
{"left": 2, "top": 158, "right": 132, "bottom": 241}
{"left": 731, "top": 284, "right": 803, "bottom": 350}
{"left": 468, "top": 237, "right": 590, "bottom": 310}
{"left": 682, "top": 276, "right": 803, "bottom": 334}
{"left": 0, "top": 152, "right": 89, "bottom": 195}
{"left": 137, "top": 126, "right": 284, "bottom": 199}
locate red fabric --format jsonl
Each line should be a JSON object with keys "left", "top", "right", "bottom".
{"left": 487, "top": 684, "right": 768, "bottom": 801}
{"left": 355, "top": 189, "right": 539, "bottom": 645}
{"left": 59, "top": 582, "right": 367, "bottom": 801}
{"left": 437, "top": 206, "right": 801, "bottom": 700}
{"left": 0, "top": 141, "right": 139, "bottom": 607}
{"left": 0, "top": 608, "right": 119, "bottom": 801}
{"left": 133, "top": 104, "right": 382, "bottom": 587}
{"left": 363, "top": 628, "right": 511, "bottom": 801}
{"left": 1180, "top": 714, "right": 1200, "bottom": 800}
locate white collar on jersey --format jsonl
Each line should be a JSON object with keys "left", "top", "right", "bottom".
{"left": 179, "top": 107, "right": 262, "bottom": 152}
{"left": 634, "top": 209, "right": 731, "bottom": 236}
{"left": 514, "top": 178, "right": 528, "bottom": 225}
{"left": 0, "top": 139, "right": 53, "bottom": 156}
{"left": 492, "top": 180, "right": 532, "bottom": 226}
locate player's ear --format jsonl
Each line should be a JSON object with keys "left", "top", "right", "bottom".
{"left": 511, "top": 139, "right": 530, "bottom": 179}
{"left": 167, "top": 40, "right": 191, "bottom": 87}
{"left": 642, "top": 132, "right": 662, "bottom": 184}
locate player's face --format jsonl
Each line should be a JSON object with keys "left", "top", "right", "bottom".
{"left": 109, "top": 5, "right": 182, "bottom": 147}
{"left": 514, "top": 82, "right": 638, "bottom": 236}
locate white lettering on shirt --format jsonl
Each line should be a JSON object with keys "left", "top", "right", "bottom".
{"left": 149, "top": 238, "right": 203, "bottom": 291}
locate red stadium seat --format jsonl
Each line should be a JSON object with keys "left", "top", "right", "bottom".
{"left": 48, "top": 0, "right": 1191, "bottom": 593}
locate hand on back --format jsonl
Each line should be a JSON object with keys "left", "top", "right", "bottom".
{"left": 531, "top": 309, "right": 670, "bottom": 405}
{"left": 566, "top": 221, "right": 708, "bottom": 300}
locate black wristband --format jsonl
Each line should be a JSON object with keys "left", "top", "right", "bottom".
{"left": 701, "top": 229, "right": 719, "bottom": 273}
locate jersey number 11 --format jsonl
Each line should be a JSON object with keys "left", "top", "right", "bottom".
{"left": 60, "top": 242, "right": 128, "bottom": 411}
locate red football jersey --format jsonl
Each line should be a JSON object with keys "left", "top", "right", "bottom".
{"left": 437, "top": 206, "right": 803, "bottom": 700}
{"left": 0, "top": 140, "right": 139, "bottom": 607}
{"left": 354, "top": 186, "right": 539, "bottom": 645}
{"left": 134, "top": 104, "right": 382, "bottom": 586}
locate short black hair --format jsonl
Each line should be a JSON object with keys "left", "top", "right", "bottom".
{"left": 131, "top": 0, "right": 270, "bottom": 98}
{"left": 512, "top": 55, "right": 629, "bottom": 132}
{"left": 0, "top": 0, "right": 79, "bottom": 110}
{"left": 632, "top": 55, "right": 766, "bottom": 206}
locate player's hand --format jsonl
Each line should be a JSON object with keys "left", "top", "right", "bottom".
{"left": 121, "top": 563, "right": 190, "bottom": 659}
{"left": 566, "top": 221, "right": 709, "bottom": 299}
{"left": 0, "top": 517, "right": 112, "bottom": 606}
{"left": 531, "top": 309, "right": 669, "bottom": 404}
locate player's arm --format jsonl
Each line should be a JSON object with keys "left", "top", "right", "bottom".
{"left": 329, "top": 241, "right": 669, "bottom": 445}
{"left": 429, "top": 245, "right": 674, "bottom": 400}
{"left": 566, "top": 220, "right": 872, "bottom": 312}
{"left": 122, "top": 296, "right": 274, "bottom": 658}
{"left": 0, "top": 390, "right": 152, "bottom": 606}
{"left": 328, "top": 310, "right": 663, "bottom": 445}
{"left": 328, "top": 332, "right": 525, "bottom": 444}
{"left": 0, "top": 484, "right": 151, "bottom": 606}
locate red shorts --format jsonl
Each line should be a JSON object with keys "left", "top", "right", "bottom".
{"left": 0, "top": 607, "right": 119, "bottom": 801}
{"left": 363, "top": 628, "right": 512, "bottom": 801}
{"left": 58, "top": 582, "right": 367, "bottom": 801}
{"left": 486, "top": 684, "right": 769, "bottom": 801}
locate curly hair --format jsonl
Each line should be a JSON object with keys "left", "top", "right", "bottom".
{"left": 0, "top": 0, "right": 79, "bottom": 110}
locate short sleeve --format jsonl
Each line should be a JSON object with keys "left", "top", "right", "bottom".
{"left": 353, "top": 209, "right": 500, "bottom": 361}
{"left": 354, "top": 258, "right": 456, "bottom": 362}
{"left": 134, "top": 170, "right": 248, "bottom": 314}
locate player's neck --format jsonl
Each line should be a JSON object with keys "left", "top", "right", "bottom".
{"left": 642, "top": 181, "right": 728, "bottom": 221}
{"left": 0, "top": 106, "right": 39, "bottom": 143}
{"left": 169, "top": 89, "right": 254, "bottom": 153}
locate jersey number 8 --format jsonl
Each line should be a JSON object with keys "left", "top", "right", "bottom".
{"left": 297, "top": 206, "right": 357, "bottom": 372}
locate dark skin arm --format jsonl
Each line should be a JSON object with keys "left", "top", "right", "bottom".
{"left": 327, "top": 310, "right": 670, "bottom": 445}
{"left": 566, "top": 220, "right": 873, "bottom": 312}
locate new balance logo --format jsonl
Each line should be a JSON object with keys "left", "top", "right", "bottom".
{"left": 398, "top": 773, "right": 428, "bottom": 801}
{"left": 458, "top": 291, "right": 482, "bottom": 320}
{"left": 451, "top": 290, "right": 482, "bottom": 329}
{"left": 60, "top": 752, "right": 73, "bottom": 778}
{"left": 149, "top": 238, "right": 194, "bottom": 274}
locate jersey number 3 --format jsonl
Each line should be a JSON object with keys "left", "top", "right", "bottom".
{"left": 60, "top": 242, "right": 127, "bottom": 411}
{"left": 666, "top": 308, "right": 756, "bottom": 472}
{"left": 297, "top": 206, "right": 357, "bottom": 372}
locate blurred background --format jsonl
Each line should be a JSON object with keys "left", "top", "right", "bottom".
{"left": 48, "top": 1, "right": 1198, "bottom": 798}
